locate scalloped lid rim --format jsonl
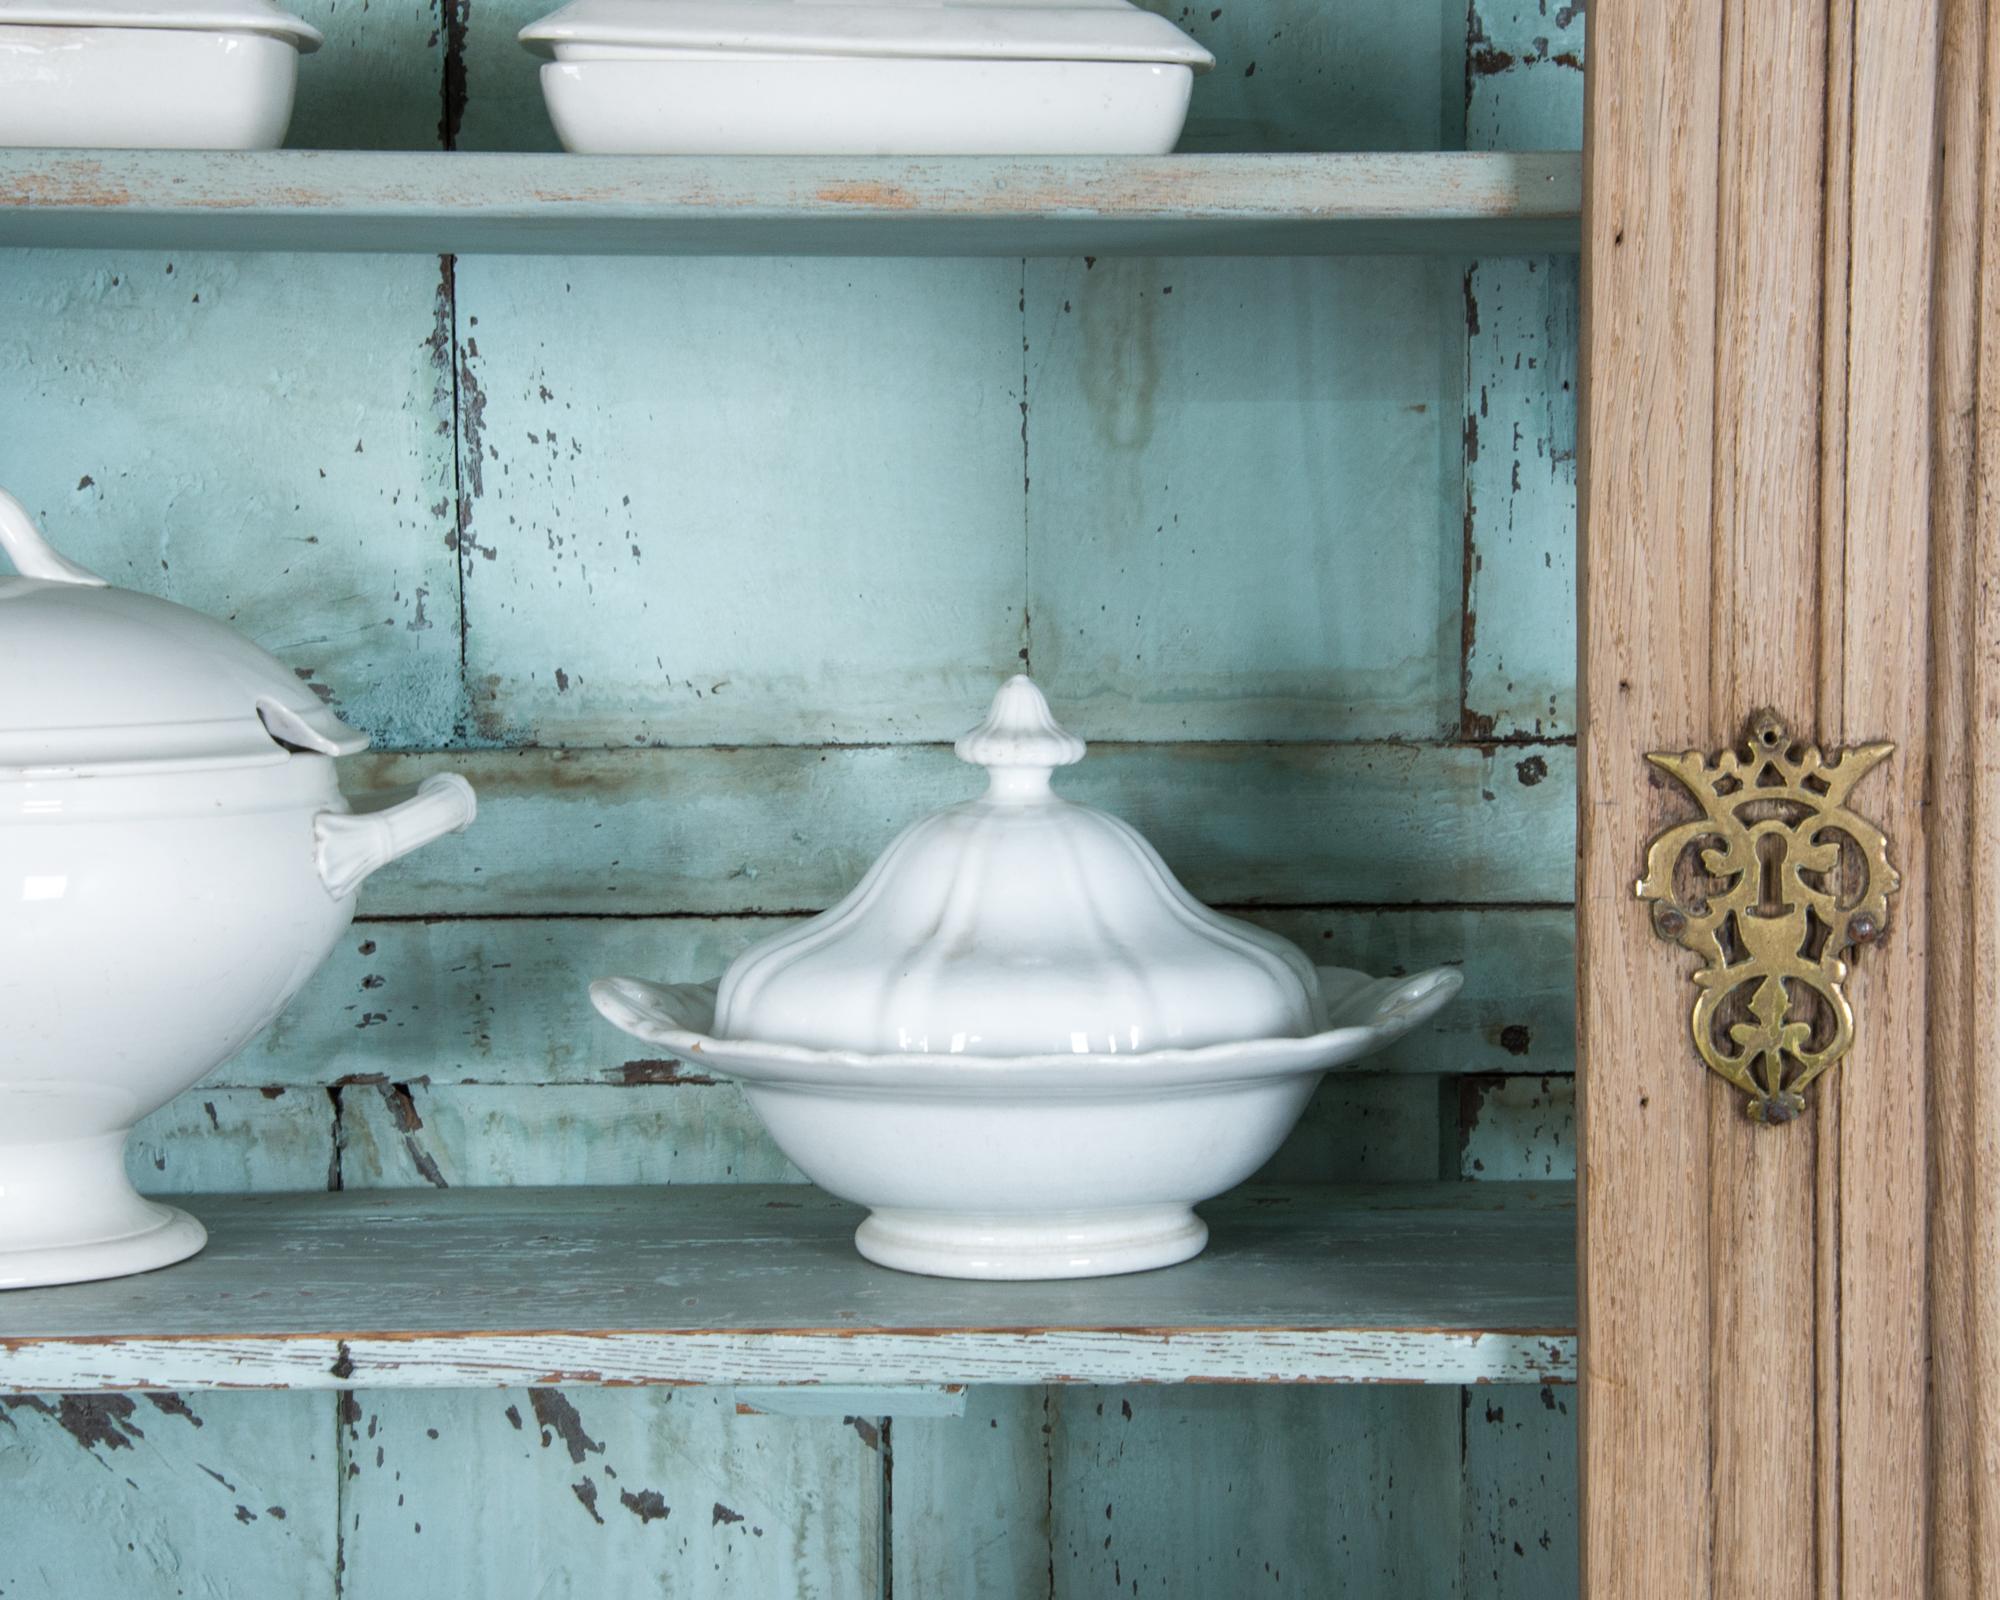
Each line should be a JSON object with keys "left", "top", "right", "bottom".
{"left": 0, "top": 0, "right": 324, "bottom": 48}
{"left": 519, "top": 0, "right": 1214, "bottom": 67}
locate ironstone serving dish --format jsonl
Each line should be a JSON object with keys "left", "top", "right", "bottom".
{"left": 0, "top": 491, "right": 476, "bottom": 1289}
{"left": 593, "top": 676, "right": 1461, "bottom": 1280}
{"left": 0, "top": 0, "right": 322, "bottom": 150}
{"left": 518, "top": 0, "right": 1214, "bottom": 155}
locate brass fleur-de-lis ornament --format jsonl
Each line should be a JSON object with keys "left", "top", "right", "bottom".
{"left": 1635, "top": 711, "right": 1900, "bottom": 1124}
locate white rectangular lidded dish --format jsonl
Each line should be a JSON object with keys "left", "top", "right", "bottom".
{"left": 518, "top": 0, "right": 1216, "bottom": 156}
{"left": 0, "top": 0, "right": 322, "bottom": 150}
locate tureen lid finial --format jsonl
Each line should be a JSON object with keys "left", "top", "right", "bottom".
{"left": 954, "top": 675, "right": 1085, "bottom": 793}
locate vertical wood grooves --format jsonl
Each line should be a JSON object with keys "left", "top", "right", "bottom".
{"left": 1812, "top": 9, "right": 1857, "bottom": 1592}
{"left": 1707, "top": 8, "right": 1833, "bottom": 1595}
{"left": 1965, "top": 3, "right": 2000, "bottom": 1577}
{"left": 1577, "top": 4, "right": 1723, "bottom": 1595}
{"left": 1969, "top": 8, "right": 2000, "bottom": 1585}
{"left": 1836, "top": 6, "right": 1941, "bottom": 1590}
{"left": 1587, "top": 1, "right": 1992, "bottom": 1594}
{"left": 1927, "top": 7, "right": 1983, "bottom": 1593}
{"left": 1930, "top": 0, "right": 2000, "bottom": 1592}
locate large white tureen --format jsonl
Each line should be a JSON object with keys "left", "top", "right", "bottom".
{"left": 0, "top": 491, "right": 476, "bottom": 1290}
{"left": 593, "top": 676, "right": 1460, "bottom": 1280}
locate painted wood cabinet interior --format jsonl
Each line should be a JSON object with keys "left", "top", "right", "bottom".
{"left": 0, "top": 1, "right": 1583, "bottom": 1595}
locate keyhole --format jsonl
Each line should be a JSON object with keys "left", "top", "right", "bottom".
{"left": 1756, "top": 833, "right": 1789, "bottom": 916}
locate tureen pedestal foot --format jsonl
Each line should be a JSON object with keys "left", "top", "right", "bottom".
{"left": 854, "top": 1205, "right": 1208, "bottom": 1281}
{"left": 0, "top": 1133, "right": 207, "bottom": 1290}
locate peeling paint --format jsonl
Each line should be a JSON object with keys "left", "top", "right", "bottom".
{"left": 145, "top": 1393, "right": 203, "bottom": 1428}
{"left": 619, "top": 1487, "right": 670, "bottom": 1524}
{"left": 530, "top": 1389, "right": 604, "bottom": 1465}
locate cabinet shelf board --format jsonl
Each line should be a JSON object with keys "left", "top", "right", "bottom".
{"left": 0, "top": 1183, "right": 1575, "bottom": 1392}
{"left": 0, "top": 150, "right": 1581, "bottom": 257}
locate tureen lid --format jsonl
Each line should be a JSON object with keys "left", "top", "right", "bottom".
{"left": 0, "top": 491, "right": 366, "bottom": 777}
{"left": 713, "top": 676, "right": 1318, "bottom": 1057}
{"left": 519, "top": 0, "right": 1213, "bottom": 69}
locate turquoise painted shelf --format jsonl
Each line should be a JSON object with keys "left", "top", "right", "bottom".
{"left": 0, "top": 149, "right": 1580, "bottom": 257}
{"left": 0, "top": 1183, "right": 1577, "bottom": 1393}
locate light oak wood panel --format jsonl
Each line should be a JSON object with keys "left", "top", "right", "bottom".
{"left": 1829, "top": 6, "right": 1942, "bottom": 1593}
{"left": 1928, "top": 1, "right": 2000, "bottom": 1592}
{"left": 1707, "top": 5, "right": 1832, "bottom": 1593}
{"left": 1583, "top": 2, "right": 1978, "bottom": 1595}
{"left": 1576, "top": 3, "right": 1724, "bottom": 1596}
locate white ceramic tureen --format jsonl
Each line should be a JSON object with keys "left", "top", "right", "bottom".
{"left": 594, "top": 676, "right": 1461, "bottom": 1280}
{"left": 0, "top": 492, "right": 476, "bottom": 1290}
{"left": 0, "top": 0, "right": 323, "bottom": 150}
{"left": 519, "top": 0, "right": 1214, "bottom": 155}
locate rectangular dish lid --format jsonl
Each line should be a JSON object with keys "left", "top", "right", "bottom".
{"left": 519, "top": 0, "right": 1214, "bottom": 67}
{"left": 0, "top": 0, "right": 323, "bottom": 47}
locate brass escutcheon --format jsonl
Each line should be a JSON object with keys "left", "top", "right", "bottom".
{"left": 1635, "top": 711, "right": 1900, "bottom": 1124}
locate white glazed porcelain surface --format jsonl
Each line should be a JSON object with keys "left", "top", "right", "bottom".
{"left": 522, "top": 0, "right": 1209, "bottom": 156}
{"left": 718, "top": 677, "right": 1320, "bottom": 1056}
{"left": 592, "top": 677, "right": 1463, "bottom": 1280}
{"left": 593, "top": 965, "right": 1461, "bottom": 1279}
{"left": 0, "top": 495, "right": 476, "bottom": 1289}
{"left": 0, "top": 499, "right": 362, "bottom": 774}
{"left": 536, "top": 57, "right": 1195, "bottom": 155}
{"left": 520, "top": 0, "right": 1213, "bottom": 65}
{"left": 0, "top": 25, "right": 312, "bottom": 150}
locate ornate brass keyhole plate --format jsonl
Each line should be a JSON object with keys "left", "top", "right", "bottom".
{"left": 1635, "top": 711, "right": 1900, "bottom": 1123}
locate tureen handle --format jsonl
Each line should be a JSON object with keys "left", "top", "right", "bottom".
{"left": 314, "top": 774, "right": 478, "bottom": 901}
{"left": 0, "top": 490, "right": 108, "bottom": 587}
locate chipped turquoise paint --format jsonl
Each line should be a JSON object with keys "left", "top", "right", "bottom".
{"left": 338, "top": 1390, "right": 884, "bottom": 1600}
{"left": 288, "top": 0, "right": 446, "bottom": 152}
{"left": 0, "top": 1, "right": 1583, "bottom": 1595}
{"left": 344, "top": 742, "right": 1577, "bottom": 913}
{"left": 1141, "top": 0, "right": 1468, "bottom": 153}
{"left": 1463, "top": 0, "right": 1585, "bottom": 740}
{"left": 453, "top": 255, "right": 1029, "bottom": 746}
{"left": 1026, "top": 252, "right": 1469, "bottom": 740}
{"left": 0, "top": 1393, "right": 338, "bottom": 1598}
{"left": 0, "top": 250, "right": 462, "bottom": 747}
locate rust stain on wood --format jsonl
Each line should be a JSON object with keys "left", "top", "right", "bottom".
{"left": 813, "top": 181, "right": 920, "bottom": 210}
{"left": 612, "top": 1059, "right": 718, "bottom": 1086}
{"left": 0, "top": 162, "right": 134, "bottom": 209}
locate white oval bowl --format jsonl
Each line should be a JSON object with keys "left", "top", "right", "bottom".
{"left": 592, "top": 965, "right": 1462, "bottom": 1279}
{"left": 538, "top": 56, "right": 1196, "bottom": 155}
{"left": 0, "top": 26, "right": 301, "bottom": 149}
